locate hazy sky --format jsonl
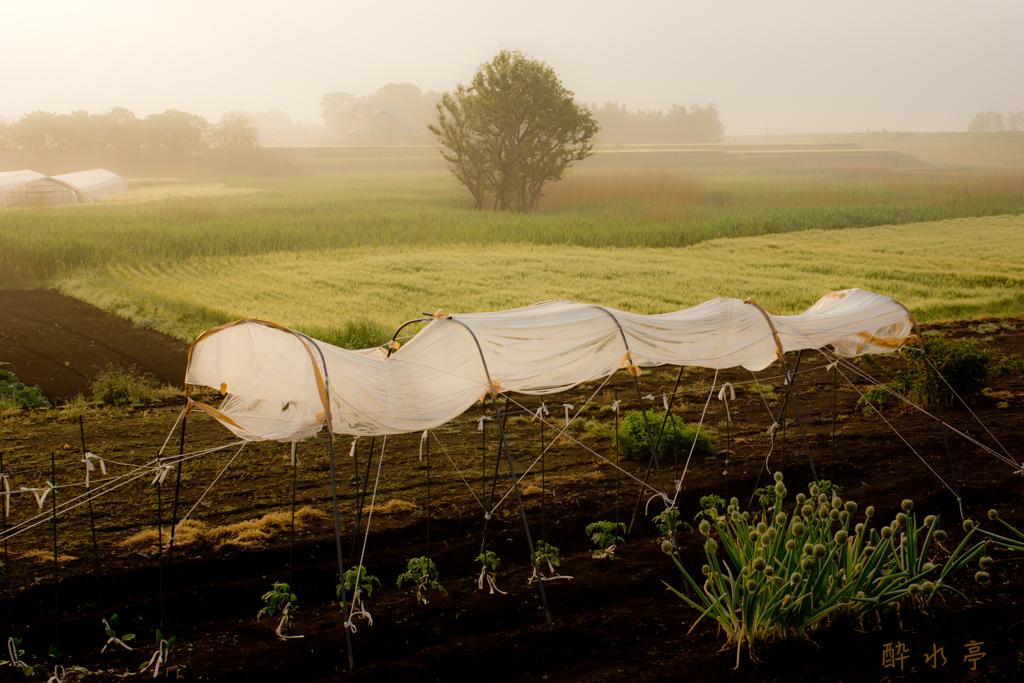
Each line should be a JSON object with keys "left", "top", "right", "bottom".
{"left": 4, "top": 0, "right": 1022, "bottom": 135}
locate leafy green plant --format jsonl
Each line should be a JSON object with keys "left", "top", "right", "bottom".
{"left": 586, "top": 521, "right": 625, "bottom": 559}
{"left": 696, "top": 494, "right": 726, "bottom": 521}
{"left": 752, "top": 485, "right": 776, "bottom": 510}
{"left": 665, "top": 472, "right": 990, "bottom": 668}
{"left": 529, "top": 541, "right": 572, "bottom": 583}
{"left": 101, "top": 614, "right": 135, "bottom": 653}
{"left": 475, "top": 551, "right": 507, "bottom": 594}
{"left": 339, "top": 565, "right": 380, "bottom": 626}
{"left": 859, "top": 335, "right": 992, "bottom": 410}
{"left": 615, "top": 410, "right": 715, "bottom": 460}
{"left": 0, "top": 369, "right": 51, "bottom": 411}
{"left": 258, "top": 581, "right": 297, "bottom": 620}
{"left": 90, "top": 364, "right": 180, "bottom": 406}
{"left": 397, "top": 556, "right": 446, "bottom": 604}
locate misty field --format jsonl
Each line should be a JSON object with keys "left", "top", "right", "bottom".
{"left": 3, "top": 144, "right": 1024, "bottom": 288}
{"left": 2, "top": 140, "right": 1023, "bottom": 343}
{"left": 58, "top": 214, "right": 1024, "bottom": 345}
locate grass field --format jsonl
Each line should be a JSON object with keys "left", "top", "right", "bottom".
{"left": 3, "top": 144, "right": 1023, "bottom": 288}
{"left": 3, "top": 139, "right": 1023, "bottom": 346}
{"left": 58, "top": 214, "right": 1024, "bottom": 346}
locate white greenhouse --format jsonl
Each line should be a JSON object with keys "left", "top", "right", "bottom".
{"left": 0, "top": 169, "right": 48, "bottom": 207}
{"left": 51, "top": 168, "right": 129, "bottom": 203}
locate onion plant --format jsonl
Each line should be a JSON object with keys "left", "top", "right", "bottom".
{"left": 665, "top": 473, "right": 989, "bottom": 668}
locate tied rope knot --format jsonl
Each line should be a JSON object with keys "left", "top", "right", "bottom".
{"left": 645, "top": 491, "right": 674, "bottom": 514}
{"left": 825, "top": 360, "right": 838, "bottom": 371}
{"left": 477, "top": 416, "right": 492, "bottom": 432}
{"left": 275, "top": 602, "right": 304, "bottom": 641}
{"left": 717, "top": 383, "right": 736, "bottom": 423}
{"left": 347, "top": 588, "right": 374, "bottom": 631}
{"left": 418, "top": 430, "right": 428, "bottom": 462}
{"left": 479, "top": 380, "right": 502, "bottom": 402}
{"left": 531, "top": 404, "right": 550, "bottom": 422}
{"left": 662, "top": 393, "right": 670, "bottom": 411}
{"left": 642, "top": 394, "right": 655, "bottom": 402}
{"left": 81, "top": 452, "right": 106, "bottom": 488}
{"left": 477, "top": 564, "right": 507, "bottom": 595}
{"left": 151, "top": 464, "right": 173, "bottom": 486}
{"left": 21, "top": 482, "right": 53, "bottom": 510}
{"left": 767, "top": 422, "right": 780, "bottom": 437}
{"left": 620, "top": 352, "right": 642, "bottom": 377}
{"left": 610, "top": 400, "right": 621, "bottom": 413}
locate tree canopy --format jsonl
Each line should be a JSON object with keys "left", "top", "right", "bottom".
{"left": 429, "top": 49, "right": 599, "bottom": 212}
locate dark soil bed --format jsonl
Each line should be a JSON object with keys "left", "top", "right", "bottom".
{"left": 1, "top": 290, "right": 1023, "bottom": 682}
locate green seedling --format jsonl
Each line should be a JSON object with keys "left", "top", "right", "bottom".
{"left": 339, "top": 565, "right": 381, "bottom": 626}
{"left": 102, "top": 614, "right": 135, "bottom": 653}
{"left": 397, "top": 557, "right": 446, "bottom": 605}
{"left": 586, "top": 521, "right": 625, "bottom": 559}
{"left": 258, "top": 582, "right": 301, "bottom": 640}
{"left": 696, "top": 494, "right": 726, "bottom": 521}
{"left": 475, "top": 551, "right": 507, "bottom": 594}
{"left": 139, "top": 630, "right": 176, "bottom": 677}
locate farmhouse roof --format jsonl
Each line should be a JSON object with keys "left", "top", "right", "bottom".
{"left": 350, "top": 104, "right": 409, "bottom": 126}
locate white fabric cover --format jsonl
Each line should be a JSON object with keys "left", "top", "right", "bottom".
{"left": 184, "top": 288, "right": 914, "bottom": 442}
{"left": 50, "top": 169, "right": 129, "bottom": 203}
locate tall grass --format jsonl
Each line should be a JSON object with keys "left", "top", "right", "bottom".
{"left": 3, "top": 152, "right": 1023, "bottom": 287}
{"left": 58, "top": 215, "right": 1024, "bottom": 342}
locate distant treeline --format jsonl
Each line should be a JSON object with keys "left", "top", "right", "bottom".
{"left": 0, "top": 108, "right": 259, "bottom": 159}
{"left": 588, "top": 103, "right": 724, "bottom": 144}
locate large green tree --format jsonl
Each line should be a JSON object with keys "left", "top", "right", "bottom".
{"left": 429, "top": 49, "right": 599, "bottom": 212}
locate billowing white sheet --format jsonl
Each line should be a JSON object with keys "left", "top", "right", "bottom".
{"left": 184, "top": 289, "right": 914, "bottom": 441}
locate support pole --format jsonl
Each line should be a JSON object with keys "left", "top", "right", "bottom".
{"left": 51, "top": 451, "right": 60, "bottom": 651}
{"left": 780, "top": 352, "right": 817, "bottom": 483}
{"left": 898, "top": 310, "right": 962, "bottom": 498}
{"left": 628, "top": 364, "right": 686, "bottom": 534}
{"left": 921, "top": 354, "right": 961, "bottom": 498}
{"left": 425, "top": 433, "right": 431, "bottom": 559}
{"left": 327, "top": 430, "right": 355, "bottom": 670}
{"left": 0, "top": 451, "right": 10, "bottom": 629}
{"left": 163, "top": 412, "right": 187, "bottom": 629}
{"left": 447, "top": 317, "right": 552, "bottom": 623}
{"left": 613, "top": 390, "right": 619, "bottom": 529}
{"left": 480, "top": 395, "right": 511, "bottom": 554}
{"left": 296, "top": 331, "right": 354, "bottom": 669}
{"left": 80, "top": 416, "right": 104, "bottom": 617}
{"left": 831, "top": 362, "right": 837, "bottom": 481}
{"left": 349, "top": 437, "right": 375, "bottom": 565}
{"left": 491, "top": 394, "right": 553, "bottom": 625}
{"left": 289, "top": 441, "right": 298, "bottom": 586}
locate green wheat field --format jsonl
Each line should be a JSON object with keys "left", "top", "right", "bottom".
{"left": 3, "top": 136, "right": 1023, "bottom": 347}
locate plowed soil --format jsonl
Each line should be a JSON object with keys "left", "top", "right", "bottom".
{"left": 1, "top": 289, "right": 1023, "bottom": 682}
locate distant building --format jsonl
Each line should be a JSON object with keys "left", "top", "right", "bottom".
{"left": 343, "top": 105, "right": 416, "bottom": 145}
